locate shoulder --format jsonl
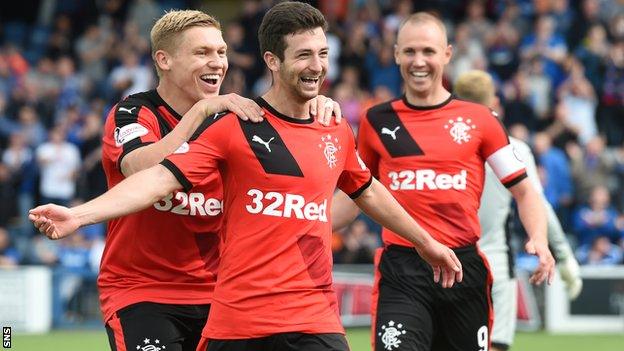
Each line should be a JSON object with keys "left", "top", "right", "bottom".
{"left": 364, "top": 98, "right": 402, "bottom": 123}
{"left": 190, "top": 111, "right": 236, "bottom": 141}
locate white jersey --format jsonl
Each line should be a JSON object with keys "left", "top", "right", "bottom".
{"left": 478, "top": 137, "right": 573, "bottom": 261}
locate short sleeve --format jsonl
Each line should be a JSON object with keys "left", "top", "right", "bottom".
{"left": 481, "top": 110, "right": 527, "bottom": 188}
{"left": 337, "top": 125, "right": 372, "bottom": 199}
{"left": 160, "top": 113, "right": 232, "bottom": 192}
{"left": 356, "top": 114, "right": 381, "bottom": 178}
{"left": 101, "top": 97, "right": 162, "bottom": 169}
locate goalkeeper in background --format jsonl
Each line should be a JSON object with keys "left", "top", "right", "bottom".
{"left": 454, "top": 70, "right": 583, "bottom": 351}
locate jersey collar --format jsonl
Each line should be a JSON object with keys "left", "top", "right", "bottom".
{"left": 255, "top": 97, "right": 315, "bottom": 124}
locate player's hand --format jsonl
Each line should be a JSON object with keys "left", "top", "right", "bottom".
{"left": 416, "top": 239, "right": 463, "bottom": 288}
{"left": 28, "top": 204, "right": 80, "bottom": 240}
{"left": 525, "top": 239, "right": 556, "bottom": 285}
{"left": 201, "top": 94, "right": 265, "bottom": 122}
{"left": 558, "top": 256, "right": 583, "bottom": 300}
{"left": 310, "top": 95, "right": 342, "bottom": 126}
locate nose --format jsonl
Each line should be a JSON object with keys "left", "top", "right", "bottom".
{"left": 308, "top": 54, "right": 323, "bottom": 73}
{"left": 412, "top": 52, "right": 426, "bottom": 67}
{"left": 207, "top": 54, "right": 225, "bottom": 69}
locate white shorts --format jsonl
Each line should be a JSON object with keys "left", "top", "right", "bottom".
{"left": 484, "top": 251, "right": 517, "bottom": 349}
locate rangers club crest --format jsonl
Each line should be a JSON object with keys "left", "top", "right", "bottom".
{"left": 135, "top": 338, "right": 165, "bottom": 351}
{"left": 378, "top": 320, "right": 407, "bottom": 350}
{"left": 318, "top": 134, "right": 341, "bottom": 168}
{"left": 444, "top": 117, "right": 476, "bottom": 144}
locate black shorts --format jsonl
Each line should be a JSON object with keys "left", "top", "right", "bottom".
{"left": 204, "top": 333, "right": 349, "bottom": 351}
{"left": 105, "top": 302, "right": 210, "bottom": 351}
{"left": 372, "top": 245, "right": 492, "bottom": 351}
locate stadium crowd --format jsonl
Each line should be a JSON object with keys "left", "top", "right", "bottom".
{"left": 1, "top": 0, "right": 624, "bottom": 271}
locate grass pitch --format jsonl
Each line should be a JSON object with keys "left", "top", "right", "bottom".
{"left": 11, "top": 329, "right": 624, "bottom": 350}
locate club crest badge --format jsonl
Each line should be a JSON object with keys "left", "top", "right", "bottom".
{"left": 444, "top": 117, "right": 476, "bottom": 144}
{"left": 318, "top": 134, "right": 341, "bottom": 168}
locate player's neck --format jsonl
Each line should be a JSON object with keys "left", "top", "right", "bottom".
{"left": 262, "top": 88, "right": 311, "bottom": 120}
{"left": 156, "top": 83, "right": 194, "bottom": 116}
{"left": 404, "top": 87, "right": 451, "bottom": 107}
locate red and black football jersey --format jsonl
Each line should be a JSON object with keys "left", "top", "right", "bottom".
{"left": 358, "top": 96, "right": 526, "bottom": 249}
{"left": 162, "top": 97, "right": 372, "bottom": 339}
{"left": 100, "top": 90, "right": 222, "bottom": 323}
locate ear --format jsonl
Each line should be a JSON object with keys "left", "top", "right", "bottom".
{"left": 263, "top": 51, "right": 280, "bottom": 72}
{"left": 444, "top": 44, "right": 453, "bottom": 64}
{"left": 154, "top": 50, "right": 171, "bottom": 73}
{"left": 394, "top": 44, "right": 400, "bottom": 65}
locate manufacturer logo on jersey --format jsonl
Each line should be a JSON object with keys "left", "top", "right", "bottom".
{"left": 252, "top": 135, "right": 274, "bottom": 152}
{"left": 388, "top": 169, "right": 467, "bottom": 191}
{"left": 118, "top": 106, "right": 137, "bottom": 114}
{"left": 381, "top": 126, "right": 400, "bottom": 140}
{"left": 318, "top": 134, "right": 341, "bottom": 168}
{"left": 114, "top": 123, "right": 149, "bottom": 146}
{"left": 378, "top": 320, "right": 406, "bottom": 350}
{"left": 135, "top": 337, "right": 165, "bottom": 350}
{"left": 174, "top": 142, "right": 189, "bottom": 154}
{"left": 444, "top": 117, "right": 476, "bottom": 144}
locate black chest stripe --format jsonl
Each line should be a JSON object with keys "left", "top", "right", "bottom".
{"left": 366, "top": 102, "right": 424, "bottom": 157}
{"left": 238, "top": 119, "right": 304, "bottom": 177}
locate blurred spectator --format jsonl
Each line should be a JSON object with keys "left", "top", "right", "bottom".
{"left": 572, "top": 185, "right": 621, "bottom": 246}
{"left": 0, "top": 227, "right": 20, "bottom": 267}
{"left": 486, "top": 21, "right": 521, "bottom": 81}
{"left": 568, "top": 0, "right": 605, "bottom": 50}
{"left": 520, "top": 15, "right": 568, "bottom": 87}
{"left": 108, "top": 49, "right": 154, "bottom": 102}
{"left": 567, "top": 137, "right": 616, "bottom": 202}
{"left": 550, "top": 0, "right": 574, "bottom": 36}
{"left": 551, "top": 59, "right": 598, "bottom": 145}
{"left": 56, "top": 56, "right": 86, "bottom": 114}
{"left": 333, "top": 219, "right": 379, "bottom": 264}
{"left": 600, "top": 40, "right": 624, "bottom": 145}
{"left": 75, "top": 111, "right": 106, "bottom": 200}
{"left": 574, "top": 23, "right": 609, "bottom": 97}
{"left": 126, "top": 0, "right": 160, "bottom": 41}
{"left": 462, "top": 0, "right": 494, "bottom": 44}
{"left": 502, "top": 71, "right": 539, "bottom": 130}
{"left": 75, "top": 24, "right": 112, "bottom": 94}
{"left": 224, "top": 21, "right": 257, "bottom": 95}
{"left": 448, "top": 23, "right": 486, "bottom": 82}
{"left": 576, "top": 235, "right": 623, "bottom": 265}
{"left": 36, "top": 126, "right": 81, "bottom": 206}
{"left": 533, "top": 132, "right": 574, "bottom": 215}
{"left": 46, "top": 14, "right": 74, "bottom": 60}
{"left": 0, "top": 164, "right": 18, "bottom": 227}
{"left": 13, "top": 105, "right": 47, "bottom": 148}
{"left": 332, "top": 66, "right": 366, "bottom": 129}
{"left": 365, "top": 42, "right": 401, "bottom": 97}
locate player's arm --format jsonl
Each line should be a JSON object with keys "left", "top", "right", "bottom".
{"left": 515, "top": 140, "right": 581, "bottom": 295}
{"left": 331, "top": 190, "right": 360, "bottom": 231}
{"left": 121, "top": 94, "right": 263, "bottom": 176}
{"left": 508, "top": 178, "right": 555, "bottom": 285}
{"left": 30, "top": 165, "right": 181, "bottom": 239}
{"left": 353, "top": 178, "right": 462, "bottom": 288}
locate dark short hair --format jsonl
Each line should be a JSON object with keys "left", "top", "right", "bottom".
{"left": 258, "top": 1, "right": 328, "bottom": 61}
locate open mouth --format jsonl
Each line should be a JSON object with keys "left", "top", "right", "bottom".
{"left": 200, "top": 74, "right": 220, "bottom": 85}
{"left": 410, "top": 71, "right": 429, "bottom": 78}
{"left": 300, "top": 76, "right": 320, "bottom": 85}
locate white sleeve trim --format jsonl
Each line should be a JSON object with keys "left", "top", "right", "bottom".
{"left": 486, "top": 143, "right": 526, "bottom": 181}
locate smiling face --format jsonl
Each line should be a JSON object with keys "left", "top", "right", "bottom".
{"left": 272, "top": 27, "right": 328, "bottom": 103}
{"left": 158, "top": 26, "right": 228, "bottom": 104}
{"left": 395, "top": 19, "right": 452, "bottom": 102}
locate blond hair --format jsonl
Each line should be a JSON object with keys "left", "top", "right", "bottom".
{"left": 454, "top": 70, "right": 496, "bottom": 106}
{"left": 150, "top": 10, "right": 221, "bottom": 77}
{"left": 398, "top": 12, "right": 448, "bottom": 44}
